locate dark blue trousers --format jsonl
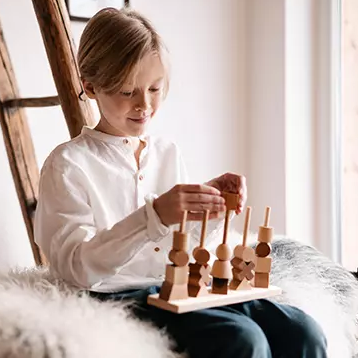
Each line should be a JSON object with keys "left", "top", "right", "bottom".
{"left": 89, "top": 286, "right": 327, "bottom": 358}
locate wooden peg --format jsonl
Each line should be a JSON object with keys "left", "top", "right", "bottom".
{"left": 258, "top": 206, "right": 273, "bottom": 243}
{"left": 180, "top": 210, "right": 188, "bottom": 233}
{"left": 264, "top": 206, "right": 271, "bottom": 227}
{"left": 200, "top": 209, "right": 209, "bottom": 248}
{"left": 192, "top": 210, "right": 211, "bottom": 264}
{"left": 232, "top": 207, "right": 254, "bottom": 261}
{"left": 242, "top": 206, "right": 252, "bottom": 247}
{"left": 189, "top": 210, "right": 211, "bottom": 297}
{"left": 222, "top": 192, "right": 240, "bottom": 244}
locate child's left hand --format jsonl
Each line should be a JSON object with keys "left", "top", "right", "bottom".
{"left": 206, "top": 173, "right": 247, "bottom": 214}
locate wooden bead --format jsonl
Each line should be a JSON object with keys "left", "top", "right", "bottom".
{"left": 258, "top": 226, "right": 273, "bottom": 243}
{"left": 230, "top": 277, "right": 252, "bottom": 291}
{"left": 188, "top": 284, "right": 209, "bottom": 297}
{"left": 173, "top": 231, "right": 188, "bottom": 251}
{"left": 211, "top": 277, "right": 229, "bottom": 294}
{"left": 254, "top": 256, "right": 272, "bottom": 273}
{"left": 231, "top": 257, "right": 244, "bottom": 269}
{"left": 193, "top": 247, "right": 210, "bottom": 264}
{"left": 169, "top": 249, "right": 189, "bottom": 266}
{"left": 165, "top": 264, "right": 189, "bottom": 284}
{"left": 211, "top": 260, "right": 232, "bottom": 279}
{"left": 255, "top": 242, "right": 272, "bottom": 257}
{"left": 232, "top": 261, "right": 255, "bottom": 281}
{"left": 222, "top": 192, "right": 240, "bottom": 211}
{"left": 159, "top": 282, "right": 188, "bottom": 301}
{"left": 189, "top": 263, "right": 211, "bottom": 285}
{"left": 216, "top": 244, "right": 232, "bottom": 260}
{"left": 253, "top": 272, "right": 270, "bottom": 288}
{"left": 234, "top": 245, "right": 255, "bottom": 262}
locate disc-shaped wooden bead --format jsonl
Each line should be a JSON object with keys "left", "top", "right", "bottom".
{"left": 234, "top": 245, "right": 255, "bottom": 262}
{"left": 255, "top": 242, "right": 272, "bottom": 257}
{"left": 216, "top": 244, "right": 232, "bottom": 260}
{"left": 169, "top": 249, "right": 189, "bottom": 266}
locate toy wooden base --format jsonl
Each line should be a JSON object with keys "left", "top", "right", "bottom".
{"left": 147, "top": 285, "right": 282, "bottom": 314}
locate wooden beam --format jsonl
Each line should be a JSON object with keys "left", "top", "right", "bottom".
{"left": 3, "top": 96, "right": 61, "bottom": 108}
{"left": 31, "top": 0, "right": 95, "bottom": 138}
{"left": 0, "top": 21, "right": 45, "bottom": 266}
{"left": 4, "top": 96, "right": 60, "bottom": 108}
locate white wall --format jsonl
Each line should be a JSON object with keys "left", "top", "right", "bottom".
{"left": 0, "top": 0, "right": 338, "bottom": 269}
{"left": 0, "top": 0, "right": 247, "bottom": 269}
{"left": 245, "top": 0, "right": 286, "bottom": 235}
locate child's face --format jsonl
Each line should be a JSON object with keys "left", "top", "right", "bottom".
{"left": 86, "top": 54, "right": 166, "bottom": 137}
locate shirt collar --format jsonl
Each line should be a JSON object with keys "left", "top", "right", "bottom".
{"left": 81, "top": 126, "right": 148, "bottom": 146}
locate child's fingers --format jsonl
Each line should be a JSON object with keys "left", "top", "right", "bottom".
{"left": 184, "top": 193, "right": 225, "bottom": 204}
{"left": 184, "top": 202, "right": 226, "bottom": 213}
{"left": 187, "top": 211, "right": 223, "bottom": 221}
{"left": 177, "top": 184, "right": 221, "bottom": 196}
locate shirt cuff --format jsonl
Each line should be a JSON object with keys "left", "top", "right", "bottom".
{"left": 145, "top": 193, "right": 171, "bottom": 241}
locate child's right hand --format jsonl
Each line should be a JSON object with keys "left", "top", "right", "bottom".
{"left": 153, "top": 184, "right": 226, "bottom": 226}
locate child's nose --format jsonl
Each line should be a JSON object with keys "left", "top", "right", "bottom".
{"left": 136, "top": 94, "right": 151, "bottom": 112}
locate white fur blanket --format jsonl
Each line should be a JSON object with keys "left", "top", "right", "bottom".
{"left": 0, "top": 237, "right": 357, "bottom": 358}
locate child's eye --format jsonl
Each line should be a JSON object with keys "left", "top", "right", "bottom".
{"left": 149, "top": 88, "right": 160, "bottom": 93}
{"left": 120, "top": 91, "right": 134, "bottom": 97}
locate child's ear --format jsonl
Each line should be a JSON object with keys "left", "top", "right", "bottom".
{"left": 82, "top": 80, "right": 96, "bottom": 99}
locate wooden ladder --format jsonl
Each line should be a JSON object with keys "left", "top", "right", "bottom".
{"left": 0, "top": 0, "right": 97, "bottom": 266}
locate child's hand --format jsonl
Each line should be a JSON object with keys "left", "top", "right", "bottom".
{"left": 206, "top": 173, "right": 247, "bottom": 214}
{"left": 153, "top": 184, "right": 226, "bottom": 227}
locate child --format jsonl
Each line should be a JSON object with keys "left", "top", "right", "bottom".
{"left": 34, "top": 7, "right": 327, "bottom": 358}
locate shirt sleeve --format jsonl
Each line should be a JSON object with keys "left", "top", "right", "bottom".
{"left": 34, "top": 161, "right": 170, "bottom": 289}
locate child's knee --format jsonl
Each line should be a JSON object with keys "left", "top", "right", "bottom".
{"left": 218, "top": 321, "right": 271, "bottom": 357}
{"left": 291, "top": 310, "right": 327, "bottom": 353}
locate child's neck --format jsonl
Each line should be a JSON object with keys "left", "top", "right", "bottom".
{"left": 134, "top": 138, "right": 146, "bottom": 170}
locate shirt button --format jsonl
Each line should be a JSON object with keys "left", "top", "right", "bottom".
{"left": 123, "top": 139, "right": 129, "bottom": 144}
{"left": 154, "top": 247, "right": 160, "bottom": 252}
{"left": 139, "top": 174, "right": 144, "bottom": 181}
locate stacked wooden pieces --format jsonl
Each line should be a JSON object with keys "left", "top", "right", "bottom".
{"left": 148, "top": 191, "right": 281, "bottom": 313}
{"left": 253, "top": 207, "right": 273, "bottom": 288}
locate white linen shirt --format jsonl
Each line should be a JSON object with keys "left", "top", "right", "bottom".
{"left": 34, "top": 127, "right": 225, "bottom": 292}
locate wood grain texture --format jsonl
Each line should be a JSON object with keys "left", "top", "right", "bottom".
{"left": 31, "top": 0, "right": 95, "bottom": 138}
{"left": 0, "top": 21, "right": 44, "bottom": 265}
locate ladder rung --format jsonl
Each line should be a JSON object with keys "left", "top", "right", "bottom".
{"left": 4, "top": 96, "right": 60, "bottom": 108}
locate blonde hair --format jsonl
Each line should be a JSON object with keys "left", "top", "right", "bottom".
{"left": 77, "top": 7, "right": 169, "bottom": 95}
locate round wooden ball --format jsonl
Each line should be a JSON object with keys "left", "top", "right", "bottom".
{"left": 215, "top": 244, "right": 232, "bottom": 261}
{"left": 193, "top": 247, "right": 210, "bottom": 264}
